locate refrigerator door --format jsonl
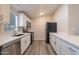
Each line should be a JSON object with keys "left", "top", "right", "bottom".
{"left": 46, "top": 22, "right": 57, "bottom": 32}
{"left": 46, "top": 22, "right": 57, "bottom": 43}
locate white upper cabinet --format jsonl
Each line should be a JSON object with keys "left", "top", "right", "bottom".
{"left": 0, "top": 5, "right": 10, "bottom": 23}
{"left": 18, "top": 13, "right": 31, "bottom": 27}
{"left": 18, "top": 13, "right": 26, "bottom": 27}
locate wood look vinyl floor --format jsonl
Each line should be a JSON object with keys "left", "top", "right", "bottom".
{"left": 24, "top": 40, "right": 56, "bottom": 55}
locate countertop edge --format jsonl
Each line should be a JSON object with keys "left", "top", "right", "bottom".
{"left": 0, "top": 33, "right": 30, "bottom": 46}
{"left": 50, "top": 33, "right": 79, "bottom": 49}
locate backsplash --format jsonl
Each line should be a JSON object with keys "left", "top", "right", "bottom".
{"left": 4, "top": 14, "right": 16, "bottom": 32}
{"left": 4, "top": 23, "right": 15, "bottom": 32}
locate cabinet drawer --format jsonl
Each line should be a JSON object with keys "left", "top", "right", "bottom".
{"left": 49, "top": 34, "right": 61, "bottom": 55}
{"left": 21, "top": 36, "right": 26, "bottom": 54}
{"left": 55, "top": 38, "right": 61, "bottom": 55}
{"left": 61, "top": 49, "right": 69, "bottom": 55}
{"left": 21, "top": 34, "right": 31, "bottom": 54}
{"left": 25, "top": 36, "right": 30, "bottom": 47}
{"left": 49, "top": 34, "right": 55, "bottom": 48}
{"left": 61, "top": 40, "right": 79, "bottom": 55}
{"left": 61, "top": 45, "right": 73, "bottom": 55}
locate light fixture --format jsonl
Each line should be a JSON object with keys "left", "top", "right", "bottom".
{"left": 40, "top": 12, "right": 44, "bottom": 15}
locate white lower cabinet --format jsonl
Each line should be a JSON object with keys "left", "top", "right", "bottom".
{"left": 21, "top": 34, "right": 31, "bottom": 54}
{"left": 49, "top": 34, "right": 60, "bottom": 55}
{"left": 61, "top": 40, "right": 79, "bottom": 55}
{"left": 49, "top": 34, "right": 55, "bottom": 48}
{"left": 55, "top": 38, "right": 61, "bottom": 55}
{"left": 49, "top": 33, "right": 79, "bottom": 55}
{"left": 25, "top": 34, "right": 31, "bottom": 49}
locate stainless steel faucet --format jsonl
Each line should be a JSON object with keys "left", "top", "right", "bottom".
{"left": 13, "top": 28, "right": 18, "bottom": 35}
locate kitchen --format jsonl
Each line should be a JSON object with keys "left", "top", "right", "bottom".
{"left": 0, "top": 4, "right": 79, "bottom": 55}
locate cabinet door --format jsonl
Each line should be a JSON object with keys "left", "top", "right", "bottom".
{"left": 25, "top": 35, "right": 29, "bottom": 49}
{"left": 23, "top": 14, "right": 27, "bottom": 26}
{"left": 49, "top": 34, "right": 56, "bottom": 51}
{"left": 21, "top": 36, "right": 27, "bottom": 54}
{"left": 0, "top": 5, "right": 10, "bottom": 23}
{"left": 18, "top": 14, "right": 24, "bottom": 27}
{"left": 55, "top": 38, "right": 61, "bottom": 55}
{"left": 49, "top": 34, "right": 53, "bottom": 46}
{"left": 21, "top": 34, "right": 31, "bottom": 54}
{"left": 18, "top": 13, "right": 27, "bottom": 27}
{"left": 53, "top": 37, "right": 56, "bottom": 50}
{"left": 49, "top": 34, "right": 61, "bottom": 55}
{"left": 61, "top": 40, "right": 79, "bottom": 55}
{"left": 28, "top": 34, "right": 31, "bottom": 45}
{"left": 49, "top": 34, "right": 55, "bottom": 48}
{"left": 26, "top": 34, "right": 31, "bottom": 48}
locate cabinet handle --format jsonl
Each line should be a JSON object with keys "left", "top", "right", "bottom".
{"left": 68, "top": 47, "right": 76, "bottom": 53}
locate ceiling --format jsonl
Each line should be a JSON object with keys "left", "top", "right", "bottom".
{"left": 12, "top": 4, "right": 61, "bottom": 19}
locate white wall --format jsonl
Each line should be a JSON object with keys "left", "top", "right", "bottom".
{"left": 31, "top": 5, "right": 69, "bottom": 40}
{"left": 53, "top": 5, "right": 68, "bottom": 33}
{"left": 15, "top": 4, "right": 79, "bottom": 39}
{"left": 68, "top": 5, "right": 79, "bottom": 35}
{"left": 31, "top": 15, "right": 54, "bottom": 40}
{"left": 52, "top": 4, "right": 79, "bottom": 35}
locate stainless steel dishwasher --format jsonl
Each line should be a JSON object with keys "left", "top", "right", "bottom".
{"left": 0, "top": 39, "right": 21, "bottom": 55}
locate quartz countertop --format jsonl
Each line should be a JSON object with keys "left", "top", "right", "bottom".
{"left": 0, "top": 33, "right": 30, "bottom": 46}
{"left": 50, "top": 33, "right": 79, "bottom": 49}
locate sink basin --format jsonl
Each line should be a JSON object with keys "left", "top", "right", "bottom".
{"left": 12, "top": 34, "right": 24, "bottom": 37}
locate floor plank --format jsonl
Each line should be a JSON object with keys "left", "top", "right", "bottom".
{"left": 24, "top": 40, "right": 56, "bottom": 55}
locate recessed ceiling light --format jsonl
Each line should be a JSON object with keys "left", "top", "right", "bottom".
{"left": 40, "top": 12, "right": 44, "bottom": 15}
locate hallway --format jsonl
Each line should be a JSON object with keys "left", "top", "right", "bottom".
{"left": 24, "top": 40, "right": 56, "bottom": 55}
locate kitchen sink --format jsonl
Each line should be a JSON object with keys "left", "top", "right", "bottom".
{"left": 12, "top": 34, "right": 24, "bottom": 37}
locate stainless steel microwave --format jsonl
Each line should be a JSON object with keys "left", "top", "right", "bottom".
{"left": 26, "top": 21, "right": 31, "bottom": 28}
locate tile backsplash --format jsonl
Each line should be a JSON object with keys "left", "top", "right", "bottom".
{"left": 4, "top": 23, "right": 15, "bottom": 32}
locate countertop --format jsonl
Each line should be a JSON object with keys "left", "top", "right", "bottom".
{"left": 50, "top": 33, "right": 79, "bottom": 49}
{"left": 0, "top": 33, "right": 30, "bottom": 46}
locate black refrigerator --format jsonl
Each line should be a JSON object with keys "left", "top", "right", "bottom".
{"left": 46, "top": 22, "right": 57, "bottom": 43}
